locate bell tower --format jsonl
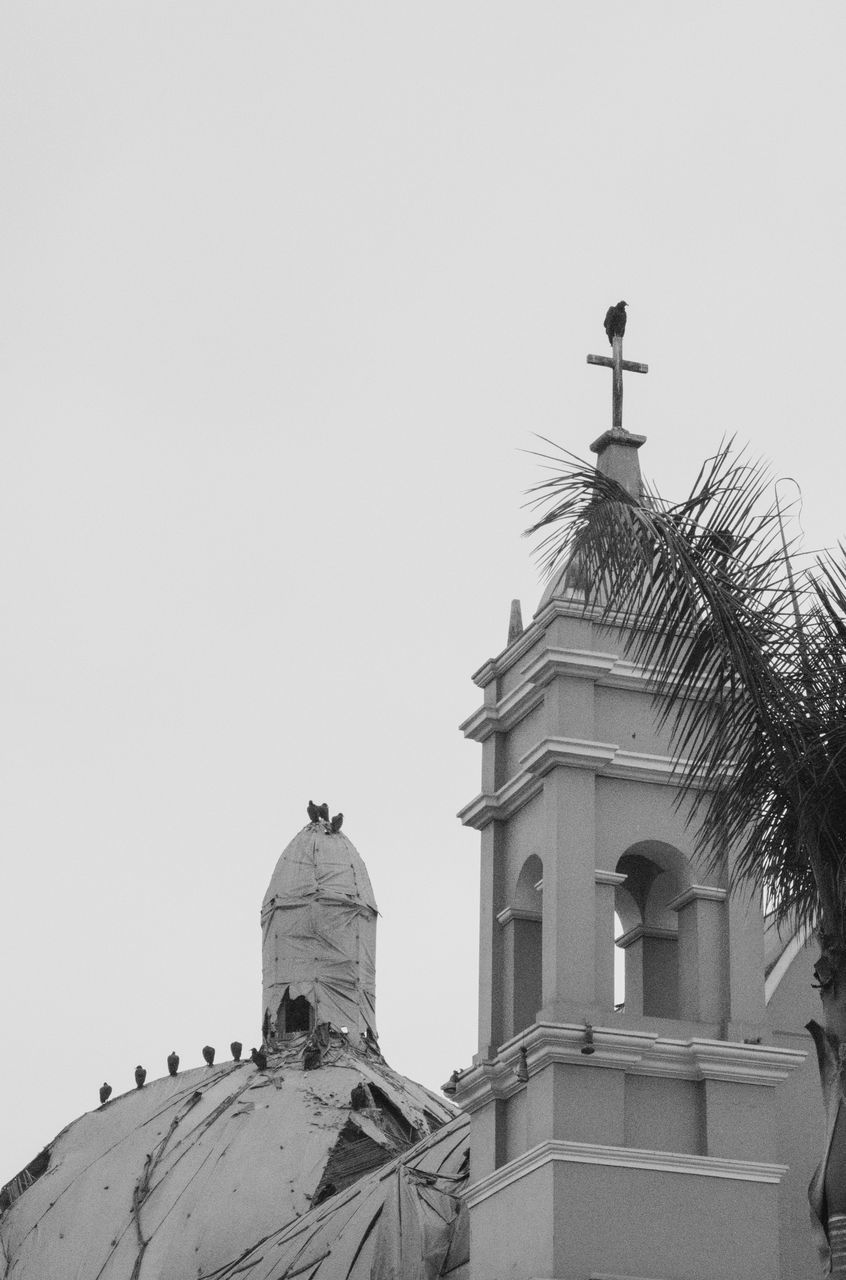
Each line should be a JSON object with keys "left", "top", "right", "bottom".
{"left": 455, "top": 339, "right": 805, "bottom": 1280}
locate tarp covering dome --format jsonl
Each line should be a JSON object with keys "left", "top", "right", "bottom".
{"left": 212, "top": 1111, "right": 470, "bottom": 1280}
{"left": 262, "top": 821, "right": 378, "bottom": 1040}
{"left": 0, "top": 1035, "right": 454, "bottom": 1279}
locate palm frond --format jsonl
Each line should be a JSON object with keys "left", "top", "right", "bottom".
{"left": 524, "top": 438, "right": 846, "bottom": 943}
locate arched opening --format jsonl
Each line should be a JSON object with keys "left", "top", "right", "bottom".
{"left": 511, "top": 855, "right": 543, "bottom": 1035}
{"left": 614, "top": 911, "right": 625, "bottom": 1008}
{"left": 277, "top": 990, "right": 315, "bottom": 1036}
{"left": 614, "top": 842, "right": 686, "bottom": 1020}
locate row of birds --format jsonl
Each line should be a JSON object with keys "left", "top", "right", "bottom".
{"left": 98, "top": 1043, "right": 268, "bottom": 1104}
{"left": 307, "top": 801, "right": 343, "bottom": 832}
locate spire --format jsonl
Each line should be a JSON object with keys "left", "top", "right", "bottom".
{"left": 535, "top": 311, "right": 649, "bottom": 611}
{"left": 260, "top": 813, "right": 378, "bottom": 1046}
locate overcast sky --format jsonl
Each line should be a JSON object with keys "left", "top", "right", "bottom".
{"left": 2, "top": 2, "right": 845, "bottom": 1183}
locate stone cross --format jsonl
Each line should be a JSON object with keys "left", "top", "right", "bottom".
{"left": 587, "top": 334, "right": 648, "bottom": 431}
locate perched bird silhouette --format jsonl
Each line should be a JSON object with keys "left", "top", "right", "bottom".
{"left": 330, "top": 812, "right": 343, "bottom": 833}
{"left": 230, "top": 1040, "right": 243, "bottom": 1062}
{"left": 350, "top": 1082, "right": 372, "bottom": 1110}
{"left": 317, "top": 802, "right": 329, "bottom": 822}
{"left": 167, "top": 1051, "right": 179, "bottom": 1077}
{"left": 134, "top": 1066, "right": 147, "bottom": 1089}
{"left": 307, "top": 800, "right": 320, "bottom": 822}
{"left": 250, "top": 1046, "right": 267, "bottom": 1071}
{"left": 202, "top": 1045, "right": 215, "bottom": 1066}
{"left": 99, "top": 1082, "right": 112, "bottom": 1105}
{"left": 604, "top": 300, "right": 628, "bottom": 345}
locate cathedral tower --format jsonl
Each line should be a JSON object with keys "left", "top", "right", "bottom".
{"left": 456, "top": 419, "right": 805, "bottom": 1280}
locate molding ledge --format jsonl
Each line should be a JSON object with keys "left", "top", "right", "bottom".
{"left": 667, "top": 885, "right": 728, "bottom": 912}
{"left": 458, "top": 740, "right": 707, "bottom": 829}
{"left": 616, "top": 925, "right": 678, "bottom": 949}
{"left": 595, "top": 870, "right": 628, "bottom": 887}
{"left": 497, "top": 907, "right": 542, "bottom": 927}
{"left": 464, "top": 1139, "right": 789, "bottom": 1207}
{"left": 453, "top": 1023, "right": 806, "bottom": 1111}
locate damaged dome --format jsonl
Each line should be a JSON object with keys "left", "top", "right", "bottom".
{"left": 0, "top": 1032, "right": 455, "bottom": 1278}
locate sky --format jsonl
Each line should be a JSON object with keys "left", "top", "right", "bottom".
{"left": 2, "top": 2, "right": 845, "bottom": 1184}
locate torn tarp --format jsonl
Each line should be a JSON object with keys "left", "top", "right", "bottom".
{"left": 262, "top": 824, "right": 378, "bottom": 1039}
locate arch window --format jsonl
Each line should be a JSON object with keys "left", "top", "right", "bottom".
{"left": 500, "top": 855, "right": 543, "bottom": 1037}
{"left": 614, "top": 842, "right": 686, "bottom": 1020}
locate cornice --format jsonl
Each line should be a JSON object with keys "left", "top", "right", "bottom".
{"left": 522, "top": 736, "right": 618, "bottom": 776}
{"left": 497, "top": 907, "right": 542, "bottom": 926}
{"left": 453, "top": 1023, "right": 806, "bottom": 1110}
{"left": 616, "top": 925, "right": 678, "bottom": 949}
{"left": 595, "top": 870, "right": 628, "bottom": 887}
{"left": 459, "top": 680, "right": 545, "bottom": 743}
{"left": 522, "top": 646, "right": 618, "bottom": 687}
{"left": 458, "top": 738, "right": 704, "bottom": 830}
{"left": 667, "top": 885, "right": 728, "bottom": 912}
{"left": 457, "top": 772, "right": 544, "bottom": 830}
{"left": 464, "top": 1139, "right": 789, "bottom": 1208}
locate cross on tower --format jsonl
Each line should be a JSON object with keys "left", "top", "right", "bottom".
{"left": 587, "top": 334, "right": 648, "bottom": 432}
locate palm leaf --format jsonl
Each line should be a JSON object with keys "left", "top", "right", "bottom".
{"left": 524, "top": 438, "right": 846, "bottom": 944}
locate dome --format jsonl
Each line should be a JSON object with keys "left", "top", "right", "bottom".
{"left": 0, "top": 1034, "right": 456, "bottom": 1279}
{"left": 261, "top": 820, "right": 378, "bottom": 1042}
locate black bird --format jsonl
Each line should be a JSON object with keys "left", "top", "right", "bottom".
{"left": 99, "top": 1082, "right": 112, "bottom": 1105}
{"left": 317, "top": 802, "right": 329, "bottom": 822}
{"left": 167, "top": 1051, "right": 179, "bottom": 1077}
{"left": 330, "top": 812, "right": 343, "bottom": 833}
{"left": 350, "top": 1082, "right": 372, "bottom": 1110}
{"left": 250, "top": 1046, "right": 267, "bottom": 1071}
{"left": 603, "top": 300, "right": 628, "bottom": 346}
{"left": 307, "top": 800, "right": 320, "bottom": 822}
{"left": 202, "top": 1045, "right": 215, "bottom": 1066}
{"left": 230, "top": 1040, "right": 243, "bottom": 1061}
{"left": 134, "top": 1065, "right": 147, "bottom": 1089}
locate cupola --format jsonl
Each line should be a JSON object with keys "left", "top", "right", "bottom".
{"left": 260, "top": 811, "right": 378, "bottom": 1045}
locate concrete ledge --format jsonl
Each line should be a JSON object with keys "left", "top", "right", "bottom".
{"left": 465, "top": 1138, "right": 790, "bottom": 1207}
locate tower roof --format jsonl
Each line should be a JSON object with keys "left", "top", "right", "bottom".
{"left": 262, "top": 820, "right": 379, "bottom": 1039}
{"left": 535, "top": 426, "right": 647, "bottom": 612}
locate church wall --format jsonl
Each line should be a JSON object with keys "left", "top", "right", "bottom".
{"left": 503, "top": 1089, "right": 527, "bottom": 1164}
{"left": 468, "top": 1164, "right": 555, "bottom": 1280}
{"left": 502, "top": 797, "right": 544, "bottom": 899}
{"left": 767, "top": 936, "right": 824, "bottom": 1280}
{"left": 468, "top": 1159, "right": 782, "bottom": 1280}
{"left": 624, "top": 1075, "right": 703, "bottom": 1155}
{"left": 595, "top": 685, "right": 666, "bottom": 757}
{"left": 549, "top": 1162, "right": 781, "bottom": 1280}
{"left": 594, "top": 776, "right": 697, "bottom": 870}
{"left": 501, "top": 704, "right": 544, "bottom": 785}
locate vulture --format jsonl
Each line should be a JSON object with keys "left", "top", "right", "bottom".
{"left": 134, "top": 1065, "right": 147, "bottom": 1089}
{"left": 330, "top": 812, "right": 343, "bottom": 833}
{"left": 317, "top": 802, "right": 330, "bottom": 822}
{"left": 250, "top": 1046, "right": 267, "bottom": 1071}
{"left": 202, "top": 1045, "right": 215, "bottom": 1066}
{"left": 99, "top": 1082, "right": 112, "bottom": 1105}
{"left": 350, "top": 1082, "right": 372, "bottom": 1110}
{"left": 167, "top": 1051, "right": 179, "bottom": 1077}
{"left": 307, "top": 800, "right": 320, "bottom": 822}
{"left": 603, "top": 300, "right": 628, "bottom": 345}
{"left": 230, "top": 1040, "right": 243, "bottom": 1062}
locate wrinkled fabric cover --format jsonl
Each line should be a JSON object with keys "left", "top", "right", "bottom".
{"left": 210, "top": 1112, "right": 470, "bottom": 1280}
{"left": 262, "top": 825, "right": 378, "bottom": 1038}
{"left": 0, "top": 1042, "right": 454, "bottom": 1280}
{"left": 808, "top": 1019, "right": 846, "bottom": 1276}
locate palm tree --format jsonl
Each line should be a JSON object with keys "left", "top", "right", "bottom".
{"left": 525, "top": 438, "right": 846, "bottom": 1276}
